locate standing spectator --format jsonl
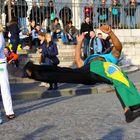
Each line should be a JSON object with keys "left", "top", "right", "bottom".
{"left": 7, "top": 17, "right": 20, "bottom": 54}
{"left": 29, "top": 1, "right": 40, "bottom": 24}
{"left": 41, "top": 33, "right": 59, "bottom": 90}
{"left": 39, "top": 0, "right": 48, "bottom": 32}
{"left": 14, "top": 0, "right": 28, "bottom": 33}
{"left": 59, "top": 6, "right": 72, "bottom": 27}
{"left": 80, "top": 16, "right": 93, "bottom": 59}
{"left": 89, "top": 31, "right": 103, "bottom": 55}
{"left": 0, "top": 24, "right": 15, "bottom": 120}
{"left": 47, "top": 0, "right": 56, "bottom": 29}
{"left": 109, "top": 0, "right": 121, "bottom": 28}
{"left": 97, "top": 0, "right": 109, "bottom": 26}
{"left": 39, "top": 1, "right": 47, "bottom": 27}
{"left": 4, "top": 0, "right": 15, "bottom": 24}
{"left": 64, "top": 20, "right": 79, "bottom": 44}
{"left": 124, "top": 0, "right": 137, "bottom": 29}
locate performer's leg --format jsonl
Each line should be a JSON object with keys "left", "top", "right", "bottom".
{"left": 24, "top": 61, "right": 111, "bottom": 85}
{"left": 90, "top": 61, "right": 140, "bottom": 122}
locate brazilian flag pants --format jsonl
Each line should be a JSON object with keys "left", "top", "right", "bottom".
{"left": 27, "top": 60, "right": 140, "bottom": 108}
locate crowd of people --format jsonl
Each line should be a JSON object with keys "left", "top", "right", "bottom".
{"left": 0, "top": 0, "right": 140, "bottom": 124}
{"left": 1, "top": 0, "right": 137, "bottom": 90}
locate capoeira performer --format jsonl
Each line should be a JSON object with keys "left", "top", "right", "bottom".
{"left": 0, "top": 24, "right": 15, "bottom": 121}
{"left": 16, "top": 25, "right": 140, "bottom": 123}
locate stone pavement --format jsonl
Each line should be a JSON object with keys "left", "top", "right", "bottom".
{"left": 0, "top": 70, "right": 140, "bottom": 140}
{"left": 10, "top": 70, "right": 140, "bottom": 100}
{"left": 0, "top": 93, "right": 140, "bottom": 140}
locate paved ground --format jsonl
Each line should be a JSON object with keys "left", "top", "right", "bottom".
{"left": 0, "top": 71, "right": 140, "bottom": 140}
{"left": 0, "top": 93, "right": 140, "bottom": 140}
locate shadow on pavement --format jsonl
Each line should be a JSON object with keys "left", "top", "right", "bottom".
{"left": 14, "top": 96, "right": 75, "bottom": 117}
{"left": 101, "top": 128, "right": 124, "bottom": 140}
{"left": 21, "top": 125, "right": 55, "bottom": 140}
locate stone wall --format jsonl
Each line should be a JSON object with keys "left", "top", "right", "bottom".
{"left": 96, "top": 29, "right": 140, "bottom": 66}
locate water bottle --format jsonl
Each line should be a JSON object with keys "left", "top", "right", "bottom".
{"left": 0, "top": 112, "right": 3, "bottom": 124}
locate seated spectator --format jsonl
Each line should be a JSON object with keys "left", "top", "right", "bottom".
{"left": 64, "top": 21, "right": 79, "bottom": 44}
{"left": 19, "top": 29, "right": 30, "bottom": 49}
{"left": 4, "top": 46, "right": 19, "bottom": 67}
{"left": 97, "top": 33, "right": 112, "bottom": 54}
{"left": 89, "top": 31, "right": 103, "bottom": 55}
{"left": 50, "top": 17, "right": 65, "bottom": 42}
{"left": 31, "top": 23, "right": 41, "bottom": 50}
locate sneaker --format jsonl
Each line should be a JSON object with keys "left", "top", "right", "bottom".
{"left": 125, "top": 109, "right": 140, "bottom": 123}
{"left": 44, "top": 83, "right": 49, "bottom": 88}
{"left": 39, "top": 82, "right": 49, "bottom": 87}
{"left": 39, "top": 82, "right": 46, "bottom": 87}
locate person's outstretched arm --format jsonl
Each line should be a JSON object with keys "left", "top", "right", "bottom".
{"left": 100, "top": 25, "right": 122, "bottom": 58}
{"left": 75, "top": 34, "right": 84, "bottom": 68}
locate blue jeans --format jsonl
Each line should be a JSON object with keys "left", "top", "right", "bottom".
{"left": 127, "top": 15, "right": 136, "bottom": 29}
{"left": 19, "top": 17, "right": 28, "bottom": 33}
{"left": 10, "top": 38, "right": 19, "bottom": 54}
{"left": 52, "top": 31, "right": 68, "bottom": 43}
{"left": 83, "top": 38, "right": 90, "bottom": 59}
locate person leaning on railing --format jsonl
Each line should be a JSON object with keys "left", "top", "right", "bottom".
{"left": 124, "top": 0, "right": 137, "bottom": 29}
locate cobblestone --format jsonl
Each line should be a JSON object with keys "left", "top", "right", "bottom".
{"left": 0, "top": 93, "right": 140, "bottom": 140}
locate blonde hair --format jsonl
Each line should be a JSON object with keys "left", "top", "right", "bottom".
{"left": 0, "top": 24, "right": 4, "bottom": 33}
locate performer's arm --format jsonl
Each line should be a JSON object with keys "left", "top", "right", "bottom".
{"left": 75, "top": 34, "right": 84, "bottom": 68}
{"left": 100, "top": 25, "right": 122, "bottom": 58}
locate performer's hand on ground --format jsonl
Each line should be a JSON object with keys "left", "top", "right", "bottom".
{"left": 100, "top": 25, "right": 112, "bottom": 34}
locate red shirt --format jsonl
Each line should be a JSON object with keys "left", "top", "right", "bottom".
{"left": 6, "top": 52, "right": 18, "bottom": 63}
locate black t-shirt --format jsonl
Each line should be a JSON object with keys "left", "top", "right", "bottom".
{"left": 80, "top": 22, "right": 93, "bottom": 39}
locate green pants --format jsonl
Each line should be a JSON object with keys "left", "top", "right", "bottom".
{"left": 90, "top": 61, "right": 140, "bottom": 107}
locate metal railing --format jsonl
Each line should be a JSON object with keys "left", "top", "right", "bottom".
{"left": 1, "top": 2, "right": 140, "bottom": 30}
